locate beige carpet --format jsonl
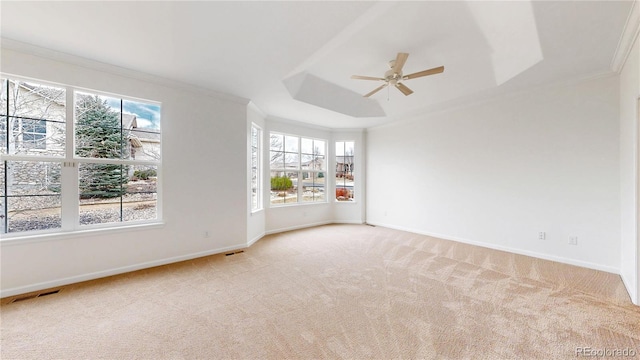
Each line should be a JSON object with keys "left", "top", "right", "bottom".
{"left": 1, "top": 224, "right": 639, "bottom": 359}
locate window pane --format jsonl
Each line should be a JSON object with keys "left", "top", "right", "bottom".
{"left": 79, "top": 198, "right": 121, "bottom": 226}
{"left": 0, "top": 116, "right": 6, "bottom": 154}
{"left": 312, "top": 155, "right": 325, "bottom": 171}
{"left": 79, "top": 162, "right": 127, "bottom": 226}
{"left": 336, "top": 141, "right": 355, "bottom": 201}
{"left": 270, "top": 150, "right": 284, "bottom": 168}
{"left": 270, "top": 171, "right": 297, "bottom": 205}
{"left": 124, "top": 99, "right": 162, "bottom": 161}
{"left": 251, "top": 126, "right": 258, "bottom": 148}
{"left": 301, "top": 154, "right": 313, "bottom": 168}
{"left": 3, "top": 80, "right": 66, "bottom": 156}
{"left": 270, "top": 133, "right": 283, "bottom": 151}
{"left": 251, "top": 125, "right": 260, "bottom": 211}
{"left": 4, "top": 161, "right": 61, "bottom": 233}
{"left": 284, "top": 153, "right": 299, "bottom": 169}
{"left": 122, "top": 99, "right": 161, "bottom": 130}
{"left": 314, "top": 140, "right": 325, "bottom": 157}
{"left": 302, "top": 171, "right": 325, "bottom": 203}
{"left": 124, "top": 165, "right": 158, "bottom": 222}
{"left": 301, "top": 138, "right": 313, "bottom": 154}
{"left": 79, "top": 163, "right": 158, "bottom": 225}
{"left": 251, "top": 162, "right": 258, "bottom": 210}
{"left": 284, "top": 135, "right": 298, "bottom": 152}
{"left": 75, "top": 92, "right": 127, "bottom": 160}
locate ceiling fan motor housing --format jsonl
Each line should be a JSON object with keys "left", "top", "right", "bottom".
{"left": 384, "top": 68, "right": 402, "bottom": 85}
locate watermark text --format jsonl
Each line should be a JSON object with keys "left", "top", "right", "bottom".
{"left": 576, "top": 347, "right": 637, "bottom": 357}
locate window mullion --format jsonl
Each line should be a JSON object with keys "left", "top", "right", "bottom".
{"left": 60, "top": 161, "right": 78, "bottom": 230}
{"left": 60, "top": 88, "right": 77, "bottom": 231}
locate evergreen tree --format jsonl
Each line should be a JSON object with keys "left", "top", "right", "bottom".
{"left": 75, "top": 95, "right": 129, "bottom": 199}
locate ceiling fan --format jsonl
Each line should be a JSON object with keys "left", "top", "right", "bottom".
{"left": 351, "top": 52, "right": 444, "bottom": 97}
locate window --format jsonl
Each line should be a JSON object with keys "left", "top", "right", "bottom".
{"left": 250, "top": 124, "right": 262, "bottom": 211}
{"left": 21, "top": 119, "right": 47, "bottom": 149}
{"left": 335, "top": 141, "right": 355, "bottom": 201}
{"left": 0, "top": 76, "right": 161, "bottom": 235}
{"left": 270, "top": 132, "right": 325, "bottom": 206}
{"left": 1, "top": 79, "right": 65, "bottom": 155}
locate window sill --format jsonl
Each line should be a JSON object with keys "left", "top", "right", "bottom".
{"left": 0, "top": 222, "right": 165, "bottom": 247}
{"left": 269, "top": 201, "right": 329, "bottom": 209}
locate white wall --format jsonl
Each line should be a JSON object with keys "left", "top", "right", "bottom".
{"left": 619, "top": 37, "right": 640, "bottom": 304}
{"left": 1, "top": 46, "right": 249, "bottom": 296}
{"left": 367, "top": 75, "right": 621, "bottom": 273}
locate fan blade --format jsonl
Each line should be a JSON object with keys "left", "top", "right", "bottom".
{"left": 393, "top": 52, "right": 409, "bottom": 74}
{"left": 395, "top": 82, "right": 414, "bottom": 96}
{"left": 364, "top": 84, "right": 387, "bottom": 97}
{"left": 351, "top": 75, "right": 385, "bottom": 81}
{"left": 403, "top": 66, "right": 444, "bottom": 80}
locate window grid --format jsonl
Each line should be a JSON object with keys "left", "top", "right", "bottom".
{"left": 270, "top": 132, "right": 326, "bottom": 206}
{"left": 251, "top": 124, "right": 262, "bottom": 212}
{"left": 0, "top": 75, "right": 162, "bottom": 236}
{"left": 335, "top": 141, "right": 355, "bottom": 202}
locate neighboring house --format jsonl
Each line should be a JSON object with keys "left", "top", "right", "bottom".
{"left": 2, "top": 80, "right": 66, "bottom": 156}
{"left": 336, "top": 155, "right": 354, "bottom": 178}
{"left": 2, "top": 79, "right": 157, "bottom": 162}
{"left": 129, "top": 125, "right": 161, "bottom": 161}
{"left": 302, "top": 157, "right": 324, "bottom": 171}
{"left": 1, "top": 79, "right": 158, "bottom": 189}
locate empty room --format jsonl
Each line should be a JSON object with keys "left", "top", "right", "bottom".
{"left": 1, "top": 1, "right": 639, "bottom": 359}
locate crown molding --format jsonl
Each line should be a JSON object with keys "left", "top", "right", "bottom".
{"left": 611, "top": 1, "right": 640, "bottom": 73}
{"left": 0, "top": 38, "right": 250, "bottom": 106}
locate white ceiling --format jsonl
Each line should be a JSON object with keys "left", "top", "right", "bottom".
{"left": 0, "top": 1, "right": 633, "bottom": 129}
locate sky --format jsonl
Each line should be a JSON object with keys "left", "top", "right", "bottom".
{"left": 105, "top": 98, "right": 161, "bottom": 130}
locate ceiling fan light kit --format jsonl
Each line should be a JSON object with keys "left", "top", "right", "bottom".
{"left": 351, "top": 52, "right": 444, "bottom": 97}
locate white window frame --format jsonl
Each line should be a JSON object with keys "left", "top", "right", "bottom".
{"left": 269, "top": 131, "right": 327, "bottom": 207}
{"left": 0, "top": 74, "right": 163, "bottom": 238}
{"left": 335, "top": 140, "right": 355, "bottom": 202}
{"left": 250, "top": 123, "right": 262, "bottom": 212}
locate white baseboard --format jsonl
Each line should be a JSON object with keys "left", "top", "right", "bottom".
{"left": 332, "top": 220, "right": 365, "bottom": 225}
{"left": 0, "top": 244, "right": 246, "bottom": 298}
{"left": 247, "top": 232, "right": 265, "bottom": 247}
{"left": 367, "top": 221, "right": 620, "bottom": 275}
{"left": 620, "top": 273, "right": 639, "bottom": 305}
{"left": 264, "top": 221, "right": 332, "bottom": 235}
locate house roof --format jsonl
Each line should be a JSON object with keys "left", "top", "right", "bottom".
{"left": 121, "top": 113, "right": 136, "bottom": 130}
{"left": 130, "top": 128, "right": 161, "bottom": 143}
{"left": 336, "top": 156, "right": 354, "bottom": 165}
{"left": 18, "top": 81, "right": 65, "bottom": 107}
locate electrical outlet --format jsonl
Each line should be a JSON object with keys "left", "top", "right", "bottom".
{"left": 538, "top": 232, "right": 546, "bottom": 240}
{"left": 204, "top": 231, "right": 210, "bottom": 238}
{"left": 568, "top": 236, "right": 578, "bottom": 245}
